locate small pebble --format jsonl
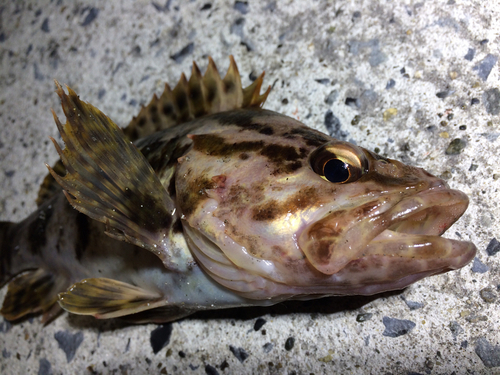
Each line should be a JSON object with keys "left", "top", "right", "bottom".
{"left": 383, "top": 108, "right": 397, "bottom": 121}
{"left": 254, "top": 318, "right": 267, "bottom": 331}
{"left": 445, "top": 138, "right": 466, "bottom": 155}
{"left": 486, "top": 238, "right": 500, "bottom": 256}
{"left": 356, "top": 313, "right": 373, "bottom": 322}
{"left": 479, "top": 288, "right": 497, "bottom": 303}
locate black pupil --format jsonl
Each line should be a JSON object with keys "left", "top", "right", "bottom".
{"left": 324, "top": 159, "right": 349, "bottom": 183}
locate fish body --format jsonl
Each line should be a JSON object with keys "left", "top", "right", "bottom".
{"left": 0, "top": 58, "right": 476, "bottom": 323}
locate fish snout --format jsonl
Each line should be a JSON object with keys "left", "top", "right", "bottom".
{"left": 298, "top": 186, "right": 475, "bottom": 277}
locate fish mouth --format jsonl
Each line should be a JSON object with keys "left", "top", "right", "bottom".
{"left": 300, "top": 187, "right": 477, "bottom": 277}
{"left": 364, "top": 188, "right": 476, "bottom": 272}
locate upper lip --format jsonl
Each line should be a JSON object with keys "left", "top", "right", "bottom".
{"left": 380, "top": 186, "right": 470, "bottom": 237}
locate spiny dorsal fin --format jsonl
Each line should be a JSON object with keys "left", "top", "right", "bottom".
{"left": 58, "top": 278, "right": 163, "bottom": 319}
{"left": 47, "top": 82, "right": 189, "bottom": 271}
{"left": 123, "top": 56, "right": 271, "bottom": 141}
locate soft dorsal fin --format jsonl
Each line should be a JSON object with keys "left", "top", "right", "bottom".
{"left": 123, "top": 55, "right": 271, "bottom": 141}
{"left": 58, "top": 278, "right": 163, "bottom": 319}
{"left": 47, "top": 82, "right": 190, "bottom": 271}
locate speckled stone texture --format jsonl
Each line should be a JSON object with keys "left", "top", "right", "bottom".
{"left": 0, "top": 1, "right": 499, "bottom": 374}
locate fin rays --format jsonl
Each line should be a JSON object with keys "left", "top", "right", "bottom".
{"left": 123, "top": 56, "right": 271, "bottom": 141}
{"left": 58, "top": 278, "right": 163, "bottom": 319}
{"left": 1, "top": 269, "right": 62, "bottom": 322}
{"left": 47, "top": 83, "right": 182, "bottom": 270}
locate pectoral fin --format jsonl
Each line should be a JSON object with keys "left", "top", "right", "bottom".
{"left": 48, "top": 82, "right": 184, "bottom": 270}
{"left": 58, "top": 278, "right": 164, "bottom": 319}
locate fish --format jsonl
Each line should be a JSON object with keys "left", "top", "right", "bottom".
{"left": 0, "top": 56, "right": 477, "bottom": 324}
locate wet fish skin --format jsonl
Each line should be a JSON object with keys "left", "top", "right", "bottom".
{"left": 170, "top": 109, "right": 475, "bottom": 298}
{"left": 0, "top": 58, "right": 476, "bottom": 323}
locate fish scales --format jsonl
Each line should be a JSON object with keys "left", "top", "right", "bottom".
{"left": 0, "top": 57, "right": 476, "bottom": 323}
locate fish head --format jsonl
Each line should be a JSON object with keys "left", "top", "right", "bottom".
{"left": 297, "top": 139, "right": 476, "bottom": 293}
{"left": 175, "top": 110, "right": 476, "bottom": 297}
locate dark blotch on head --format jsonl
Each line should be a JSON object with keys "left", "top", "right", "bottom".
{"left": 282, "top": 160, "right": 302, "bottom": 173}
{"left": 258, "top": 126, "right": 274, "bottom": 135}
{"left": 178, "top": 177, "right": 217, "bottom": 216}
{"left": 192, "top": 134, "right": 264, "bottom": 157}
{"left": 260, "top": 144, "right": 306, "bottom": 163}
{"left": 252, "top": 187, "right": 318, "bottom": 221}
{"left": 252, "top": 200, "right": 280, "bottom": 221}
{"left": 239, "top": 153, "right": 249, "bottom": 160}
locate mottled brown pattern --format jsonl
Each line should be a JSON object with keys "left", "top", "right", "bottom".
{"left": 260, "top": 144, "right": 307, "bottom": 162}
{"left": 224, "top": 183, "right": 266, "bottom": 207}
{"left": 314, "top": 240, "right": 333, "bottom": 263}
{"left": 178, "top": 175, "right": 217, "bottom": 216}
{"left": 1, "top": 269, "right": 57, "bottom": 320}
{"left": 192, "top": 134, "right": 264, "bottom": 157}
{"left": 252, "top": 187, "right": 319, "bottom": 221}
{"left": 48, "top": 83, "right": 177, "bottom": 265}
{"left": 225, "top": 223, "right": 261, "bottom": 258}
{"left": 192, "top": 133, "right": 308, "bottom": 175}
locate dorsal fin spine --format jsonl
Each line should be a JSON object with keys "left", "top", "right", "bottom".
{"left": 123, "top": 56, "right": 271, "bottom": 141}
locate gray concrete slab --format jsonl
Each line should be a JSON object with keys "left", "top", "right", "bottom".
{"left": 0, "top": 1, "right": 499, "bottom": 374}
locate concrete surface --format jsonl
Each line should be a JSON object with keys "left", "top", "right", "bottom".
{"left": 0, "top": 0, "right": 499, "bottom": 374}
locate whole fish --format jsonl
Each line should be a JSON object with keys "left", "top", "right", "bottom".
{"left": 0, "top": 57, "right": 476, "bottom": 323}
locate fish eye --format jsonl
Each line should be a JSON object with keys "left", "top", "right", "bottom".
{"left": 309, "top": 141, "right": 369, "bottom": 184}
